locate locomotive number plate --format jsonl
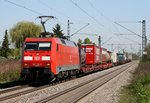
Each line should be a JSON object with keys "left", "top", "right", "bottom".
{"left": 34, "top": 56, "right": 40, "bottom": 60}
{"left": 33, "top": 63, "right": 40, "bottom": 67}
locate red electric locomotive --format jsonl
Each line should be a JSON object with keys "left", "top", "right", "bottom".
{"left": 21, "top": 37, "right": 80, "bottom": 81}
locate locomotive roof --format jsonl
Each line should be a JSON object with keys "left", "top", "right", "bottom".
{"left": 25, "top": 37, "right": 77, "bottom": 47}
{"left": 25, "top": 37, "right": 59, "bottom": 42}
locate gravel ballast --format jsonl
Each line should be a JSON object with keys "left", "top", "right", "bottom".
{"left": 77, "top": 61, "right": 139, "bottom": 103}
{"left": 1, "top": 61, "right": 138, "bottom": 103}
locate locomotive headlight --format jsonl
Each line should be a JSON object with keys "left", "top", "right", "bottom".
{"left": 46, "top": 63, "right": 50, "bottom": 66}
{"left": 45, "top": 63, "right": 50, "bottom": 68}
{"left": 25, "top": 63, "right": 28, "bottom": 66}
{"left": 42, "top": 56, "right": 50, "bottom": 61}
{"left": 24, "top": 63, "right": 29, "bottom": 68}
{"left": 24, "top": 56, "right": 33, "bottom": 60}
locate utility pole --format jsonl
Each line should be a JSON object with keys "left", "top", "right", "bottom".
{"left": 98, "top": 36, "right": 101, "bottom": 47}
{"left": 142, "top": 20, "right": 147, "bottom": 56}
{"left": 67, "top": 20, "right": 73, "bottom": 40}
{"left": 115, "top": 20, "right": 147, "bottom": 57}
{"left": 67, "top": 20, "right": 70, "bottom": 40}
{"left": 98, "top": 35, "right": 102, "bottom": 64}
{"left": 139, "top": 44, "right": 142, "bottom": 57}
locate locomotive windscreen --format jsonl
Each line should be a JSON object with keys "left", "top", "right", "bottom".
{"left": 25, "top": 42, "right": 51, "bottom": 51}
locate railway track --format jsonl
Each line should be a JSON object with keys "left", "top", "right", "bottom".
{"left": 0, "top": 84, "right": 51, "bottom": 101}
{"left": 0, "top": 85, "right": 29, "bottom": 95}
{"left": 37, "top": 62, "right": 135, "bottom": 103}
{"left": 0, "top": 62, "right": 134, "bottom": 102}
{"left": 0, "top": 75, "right": 76, "bottom": 101}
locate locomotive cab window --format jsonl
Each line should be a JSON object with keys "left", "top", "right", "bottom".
{"left": 39, "top": 43, "right": 51, "bottom": 50}
{"left": 25, "top": 43, "right": 38, "bottom": 50}
{"left": 25, "top": 42, "right": 51, "bottom": 51}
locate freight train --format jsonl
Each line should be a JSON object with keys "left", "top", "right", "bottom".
{"left": 21, "top": 37, "right": 131, "bottom": 82}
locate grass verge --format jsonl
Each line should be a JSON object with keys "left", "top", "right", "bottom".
{"left": 0, "top": 59, "right": 21, "bottom": 89}
{"left": 0, "top": 69, "right": 21, "bottom": 82}
{"left": 118, "top": 61, "right": 150, "bottom": 103}
{"left": 0, "top": 69, "right": 22, "bottom": 89}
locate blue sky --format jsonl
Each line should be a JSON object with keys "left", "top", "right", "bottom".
{"left": 0, "top": 0, "right": 150, "bottom": 53}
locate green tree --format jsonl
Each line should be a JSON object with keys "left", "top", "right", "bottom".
{"left": 83, "top": 37, "right": 92, "bottom": 44}
{"left": 9, "top": 48, "right": 20, "bottom": 59}
{"left": 52, "top": 24, "right": 64, "bottom": 38}
{"left": 1, "top": 30, "right": 10, "bottom": 58}
{"left": 10, "top": 21, "right": 42, "bottom": 48}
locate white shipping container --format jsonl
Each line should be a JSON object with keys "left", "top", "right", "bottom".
{"left": 111, "top": 50, "right": 118, "bottom": 63}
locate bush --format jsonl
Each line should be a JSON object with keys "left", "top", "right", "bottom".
{"left": 118, "top": 62, "right": 150, "bottom": 103}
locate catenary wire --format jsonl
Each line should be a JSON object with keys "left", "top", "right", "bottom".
{"left": 5, "top": 0, "right": 43, "bottom": 15}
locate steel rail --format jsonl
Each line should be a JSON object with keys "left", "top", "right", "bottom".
{"left": 37, "top": 62, "right": 135, "bottom": 103}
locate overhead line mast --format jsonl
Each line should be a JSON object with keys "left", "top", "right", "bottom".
{"left": 142, "top": 20, "right": 147, "bottom": 56}
{"left": 115, "top": 20, "right": 147, "bottom": 57}
{"left": 67, "top": 20, "right": 73, "bottom": 40}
